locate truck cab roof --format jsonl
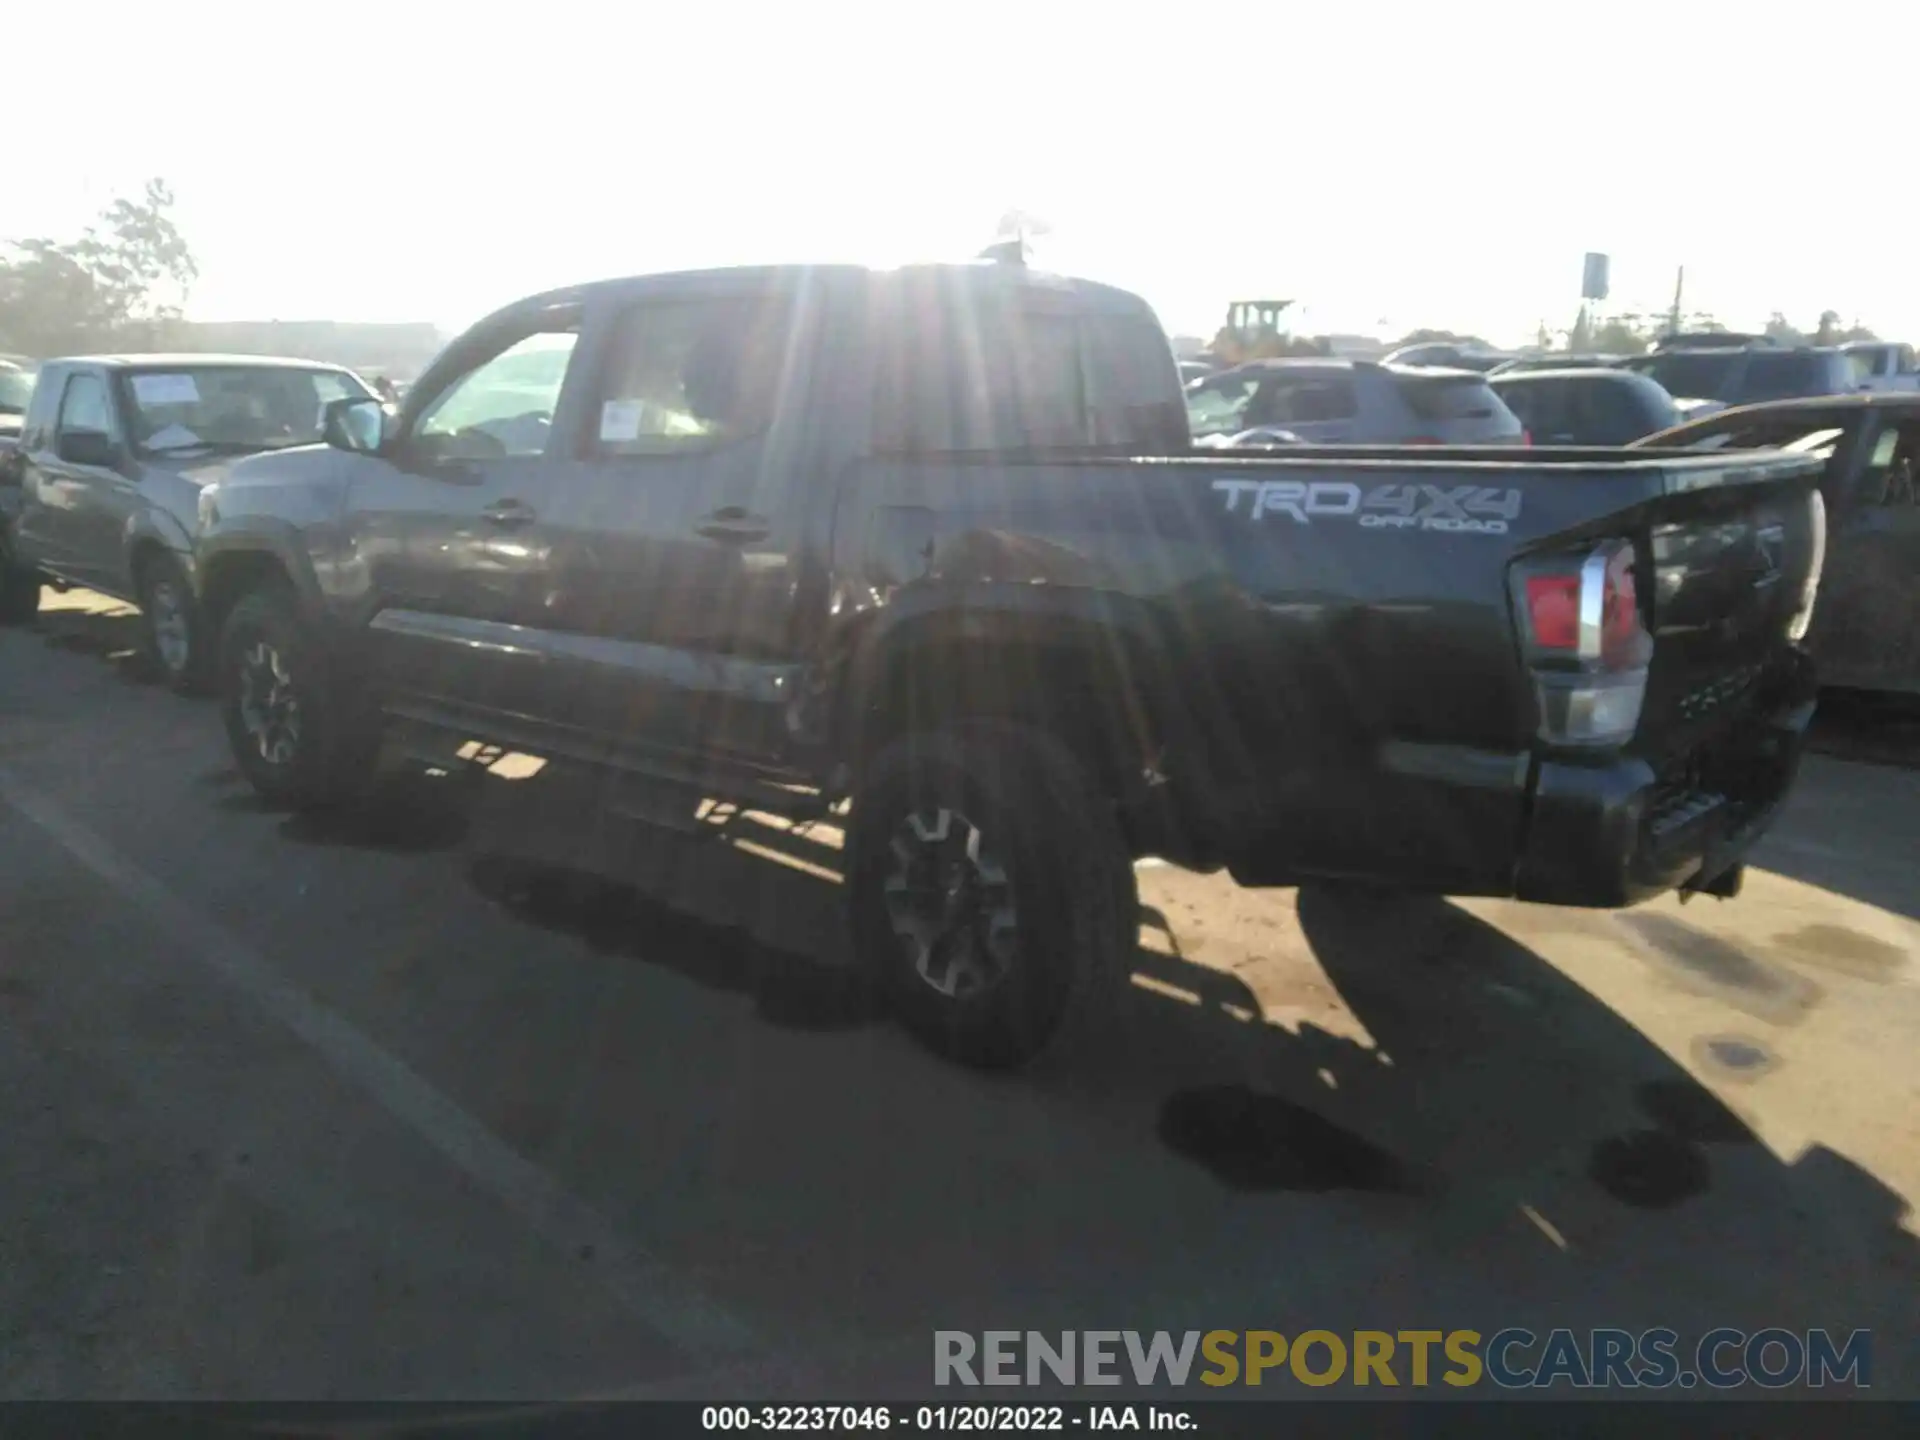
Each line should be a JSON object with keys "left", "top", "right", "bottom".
{"left": 480, "top": 262, "right": 1160, "bottom": 330}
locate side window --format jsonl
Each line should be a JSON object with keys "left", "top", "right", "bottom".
{"left": 594, "top": 292, "right": 796, "bottom": 457}
{"left": 1286, "top": 381, "right": 1357, "bottom": 423}
{"left": 415, "top": 330, "right": 579, "bottom": 459}
{"left": 1592, "top": 381, "right": 1651, "bottom": 440}
{"left": 1498, "top": 383, "right": 1546, "bottom": 433}
{"left": 1864, "top": 424, "right": 1920, "bottom": 507}
{"left": 57, "top": 373, "right": 111, "bottom": 435}
{"left": 1243, "top": 379, "right": 1299, "bottom": 428}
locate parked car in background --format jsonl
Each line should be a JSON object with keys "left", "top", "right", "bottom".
{"left": 0, "top": 359, "right": 35, "bottom": 439}
{"left": 1842, "top": 341, "right": 1920, "bottom": 394}
{"left": 1621, "top": 345, "right": 1856, "bottom": 413}
{"left": 1636, "top": 393, "right": 1920, "bottom": 697}
{"left": 1489, "top": 353, "right": 1626, "bottom": 376}
{"left": 1379, "top": 341, "right": 1515, "bottom": 372}
{"left": 1187, "top": 359, "right": 1526, "bottom": 445}
{"left": 191, "top": 261, "right": 1819, "bottom": 1066}
{"left": 1, "top": 355, "right": 376, "bottom": 681}
{"left": 1650, "top": 331, "right": 1778, "bottom": 352}
{"left": 0, "top": 360, "right": 42, "bottom": 615}
{"left": 1490, "top": 368, "right": 1681, "bottom": 446}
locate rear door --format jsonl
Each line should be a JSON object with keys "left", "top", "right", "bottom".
{"left": 1807, "top": 414, "right": 1920, "bottom": 692}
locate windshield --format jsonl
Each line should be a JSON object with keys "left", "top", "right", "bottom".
{"left": 0, "top": 366, "right": 34, "bottom": 415}
{"left": 1635, "top": 351, "right": 1737, "bottom": 400}
{"left": 1847, "top": 348, "right": 1886, "bottom": 385}
{"left": 120, "top": 365, "right": 372, "bottom": 454}
{"left": 1185, "top": 373, "right": 1256, "bottom": 437}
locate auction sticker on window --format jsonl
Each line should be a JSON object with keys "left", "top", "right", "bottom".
{"left": 131, "top": 373, "right": 201, "bottom": 406}
{"left": 600, "top": 399, "right": 644, "bottom": 443}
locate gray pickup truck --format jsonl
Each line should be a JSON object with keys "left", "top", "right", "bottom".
{"left": 0, "top": 355, "right": 373, "bottom": 685}
{"left": 192, "top": 262, "right": 1825, "bottom": 1067}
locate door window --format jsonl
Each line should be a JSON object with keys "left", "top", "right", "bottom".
{"left": 1863, "top": 424, "right": 1920, "bottom": 507}
{"left": 593, "top": 292, "right": 796, "bottom": 457}
{"left": 1283, "top": 380, "right": 1358, "bottom": 423}
{"left": 57, "top": 373, "right": 111, "bottom": 435}
{"left": 414, "top": 331, "right": 578, "bottom": 459}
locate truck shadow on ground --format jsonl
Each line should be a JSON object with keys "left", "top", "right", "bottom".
{"left": 455, "top": 775, "right": 1917, "bottom": 1327}
{"left": 27, "top": 601, "right": 157, "bottom": 685}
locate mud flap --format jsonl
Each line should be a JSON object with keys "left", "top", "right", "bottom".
{"left": 1680, "top": 861, "right": 1744, "bottom": 903}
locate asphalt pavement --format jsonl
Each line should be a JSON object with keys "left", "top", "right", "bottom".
{"left": 2, "top": 591, "right": 1916, "bottom": 1400}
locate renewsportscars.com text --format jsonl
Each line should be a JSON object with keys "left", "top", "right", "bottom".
{"left": 933, "top": 1328, "right": 1871, "bottom": 1390}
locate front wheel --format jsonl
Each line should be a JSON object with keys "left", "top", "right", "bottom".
{"left": 218, "top": 585, "right": 380, "bottom": 810}
{"left": 848, "top": 723, "right": 1138, "bottom": 1069}
{"left": 0, "top": 554, "right": 40, "bottom": 625}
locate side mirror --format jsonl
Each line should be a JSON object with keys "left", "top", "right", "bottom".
{"left": 56, "top": 429, "right": 120, "bottom": 467}
{"left": 323, "top": 396, "right": 387, "bottom": 455}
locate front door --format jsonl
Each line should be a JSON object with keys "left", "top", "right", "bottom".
{"left": 20, "top": 370, "right": 125, "bottom": 590}
{"left": 1811, "top": 416, "right": 1920, "bottom": 692}
{"left": 350, "top": 320, "right": 582, "bottom": 729}
{"left": 527, "top": 278, "right": 810, "bottom": 780}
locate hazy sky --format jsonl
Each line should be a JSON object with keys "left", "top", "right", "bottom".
{"left": 8, "top": 2, "right": 1915, "bottom": 345}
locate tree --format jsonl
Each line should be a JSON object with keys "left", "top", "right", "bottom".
{"left": 1765, "top": 311, "right": 1806, "bottom": 344}
{"left": 1815, "top": 310, "right": 1843, "bottom": 346}
{"left": 1568, "top": 304, "right": 1593, "bottom": 352}
{"left": 1388, "top": 327, "right": 1492, "bottom": 351}
{"left": 1589, "top": 317, "right": 1652, "bottom": 354}
{"left": 0, "top": 179, "right": 197, "bottom": 356}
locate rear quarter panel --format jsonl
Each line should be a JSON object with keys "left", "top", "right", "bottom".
{"left": 832, "top": 452, "right": 1642, "bottom": 889}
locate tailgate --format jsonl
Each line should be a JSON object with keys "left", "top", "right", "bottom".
{"left": 1629, "top": 451, "right": 1824, "bottom": 756}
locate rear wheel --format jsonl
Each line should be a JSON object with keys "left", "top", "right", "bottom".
{"left": 218, "top": 584, "right": 380, "bottom": 810}
{"left": 848, "top": 723, "right": 1137, "bottom": 1069}
{"left": 136, "top": 551, "right": 211, "bottom": 693}
{"left": 0, "top": 552, "right": 39, "bottom": 625}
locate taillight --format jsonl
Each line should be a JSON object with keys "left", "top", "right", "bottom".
{"left": 1521, "top": 430, "right": 1533, "bottom": 447}
{"left": 1788, "top": 487, "right": 1826, "bottom": 642}
{"left": 1511, "top": 539, "right": 1652, "bottom": 748}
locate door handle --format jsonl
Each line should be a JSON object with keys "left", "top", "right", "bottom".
{"left": 694, "top": 507, "right": 770, "bottom": 544}
{"left": 482, "top": 499, "right": 536, "bottom": 527}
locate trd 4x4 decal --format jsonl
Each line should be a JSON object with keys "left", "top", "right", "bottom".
{"left": 1211, "top": 478, "right": 1523, "bottom": 534}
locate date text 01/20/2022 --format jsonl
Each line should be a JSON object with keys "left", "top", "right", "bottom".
{"left": 701, "top": 1406, "right": 1187, "bottom": 1431}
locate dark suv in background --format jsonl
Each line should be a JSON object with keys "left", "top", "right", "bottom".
{"left": 1186, "top": 359, "right": 1526, "bottom": 445}
{"left": 1490, "top": 368, "right": 1681, "bottom": 445}
{"left": 1623, "top": 345, "right": 1856, "bottom": 409}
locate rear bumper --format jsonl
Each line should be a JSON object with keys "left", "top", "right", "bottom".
{"left": 1513, "top": 657, "right": 1818, "bottom": 908}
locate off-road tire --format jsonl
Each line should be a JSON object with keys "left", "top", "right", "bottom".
{"left": 136, "top": 550, "right": 212, "bottom": 694}
{"left": 0, "top": 542, "right": 40, "bottom": 625}
{"left": 218, "top": 584, "right": 381, "bottom": 811}
{"left": 848, "top": 721, "right": 1138, "bottom": 1069}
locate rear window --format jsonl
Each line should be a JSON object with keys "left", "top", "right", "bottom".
{"left": 1738, "top": 352, "right": 1852, "bottom": 402}
{"left": 1638, "top": 352, "right": 1737, "bottom": 401}
{"left": 873, "top": 284, "right": 1185, "bottom": 455}
{"left": 1394, "top": 373, "right": 1502, "bottom": 421}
